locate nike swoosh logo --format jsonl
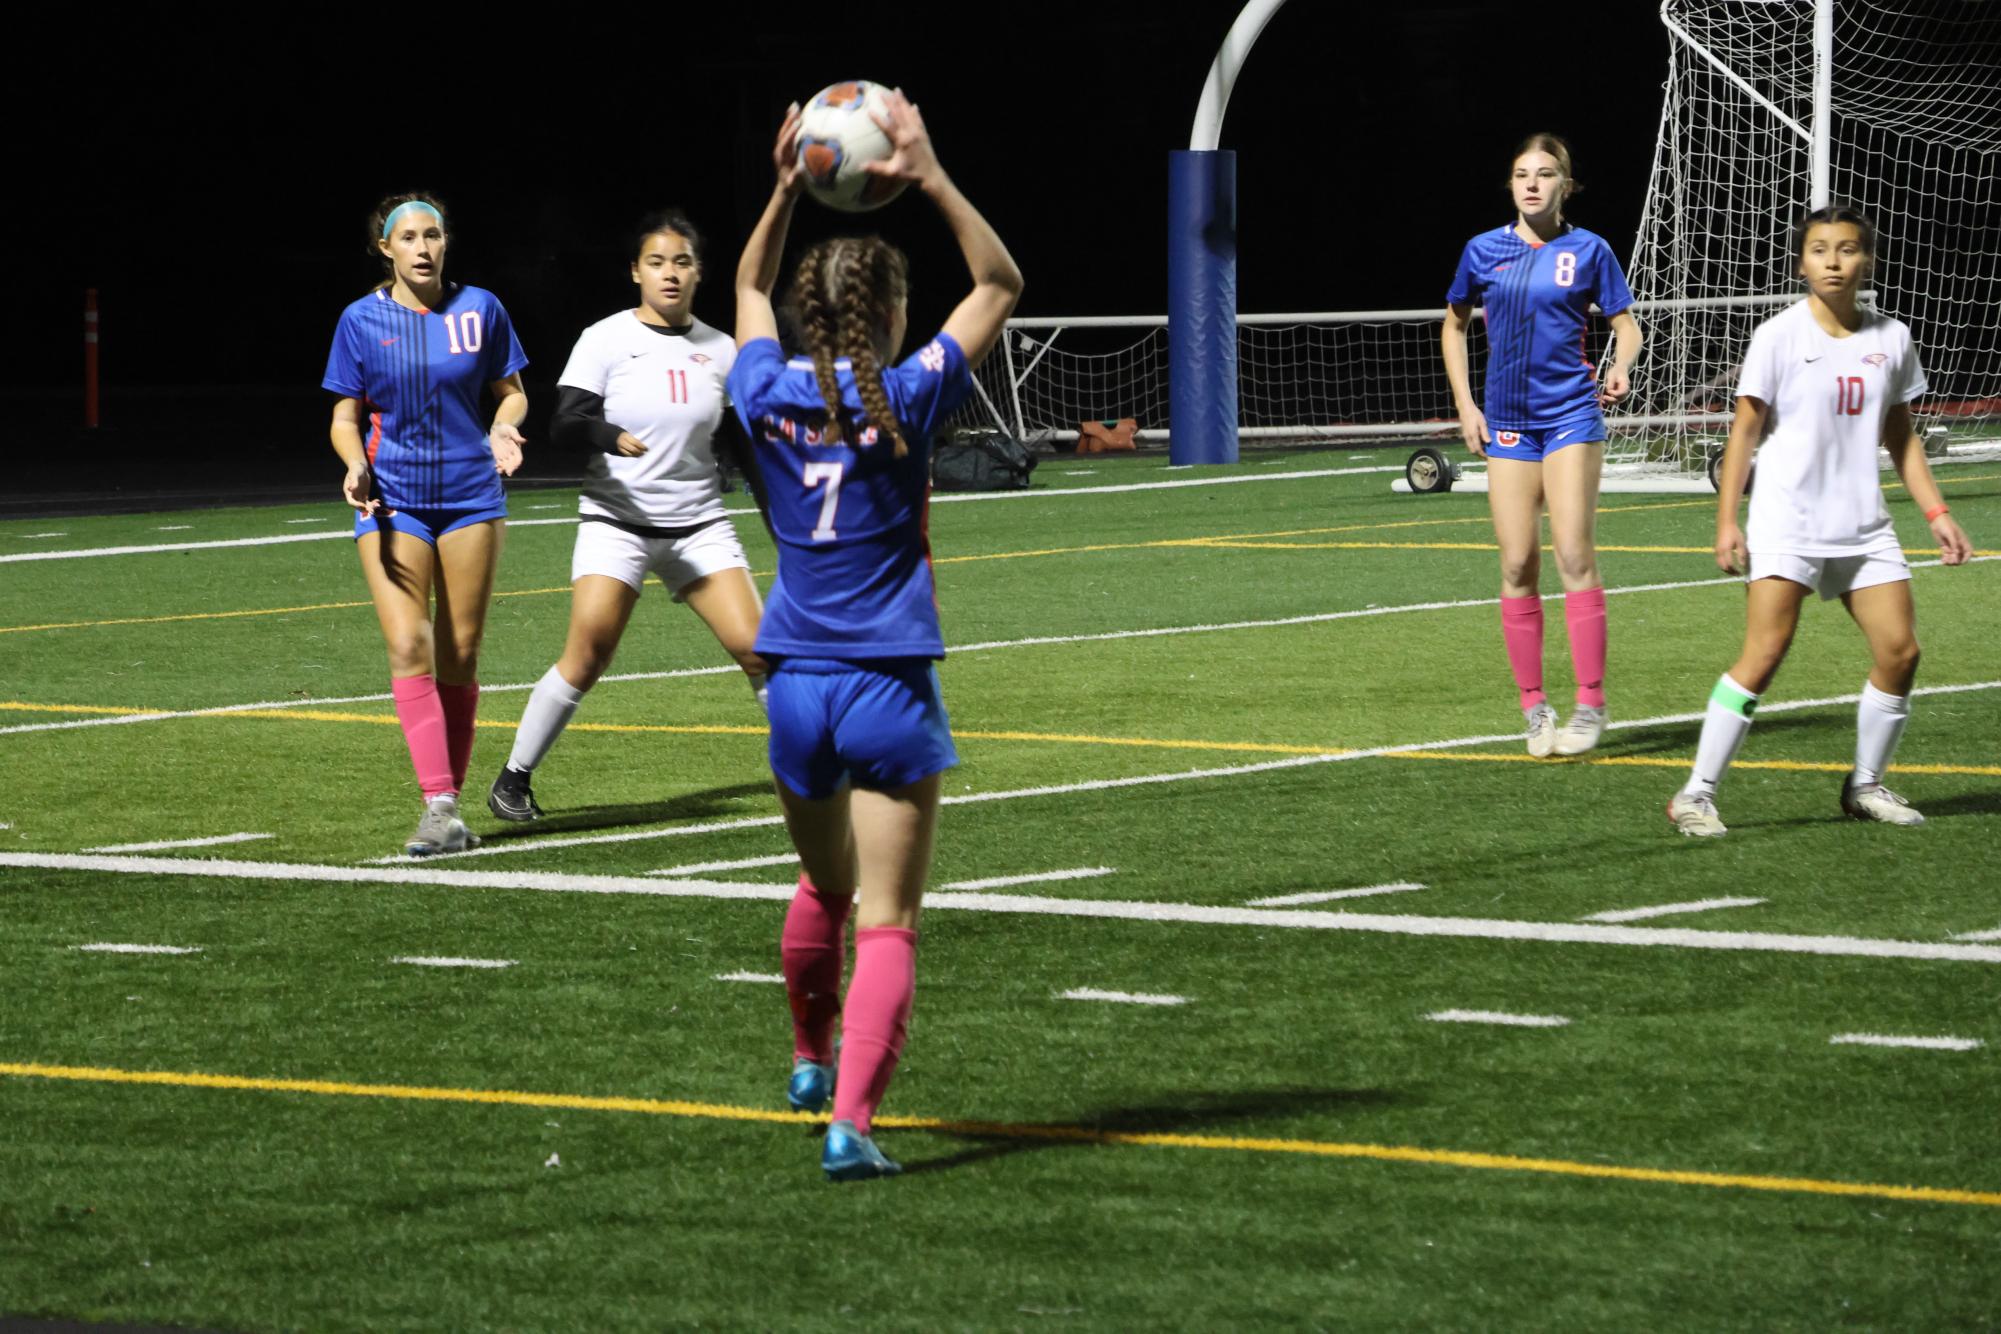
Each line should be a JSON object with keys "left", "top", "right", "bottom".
{"left": 380, "top": 337, "right": 400, "bottom": 346}
{"left": 1805, "top": 355, "right": 1823, "bottom": 362}
{"left": 1555, "top": 430, "right": 1574, "bottom": 441}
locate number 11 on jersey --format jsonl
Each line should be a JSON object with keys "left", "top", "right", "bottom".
{"left": 803, "top": 461, "right": 843, "bottom": 540}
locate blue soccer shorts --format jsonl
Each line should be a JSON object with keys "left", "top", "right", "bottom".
{"left": 353, "top": 503, "right": 508, "bottom": 546}
{"left": 1484, "top": 408, "right": 1606, "bottom": 463}
{"left": 765, "top": 656, "right": 958, "bottom": 799}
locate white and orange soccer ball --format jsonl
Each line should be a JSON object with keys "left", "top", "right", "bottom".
{"left": 796, "top": 81, "right": 908, "bottom": 213}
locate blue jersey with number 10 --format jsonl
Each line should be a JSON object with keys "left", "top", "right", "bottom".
{"left": 322, "top": 284, "right": 529, "bottom": 511}
{"left": 1446, "top": 224, "right": 1634, "bottom": 430}
{"left": 728, "top": 332, "right": 972, "bottom": 659}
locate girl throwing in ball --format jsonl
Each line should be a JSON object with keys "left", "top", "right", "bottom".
{"left": 323, "top": 193, "right": 528, "bottom": 857}
{"left": 1667, "top": 205, "right": 1974, "bottom": 836}
{"left": 1441, "top": 134, "right": 1644, "bottom": 757}
{"left": 487, "top": 211, "right": 764, "bottom": 821}
{"left": 730, "top": 91, "right": 1022, "bottom": 1181}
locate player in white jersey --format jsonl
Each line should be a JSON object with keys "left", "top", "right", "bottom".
{"left": 1667, "top": 206, "right": 1974, "bottom": 837}
{"left": 488, "top": 212, "right": 763, "bottom": 820}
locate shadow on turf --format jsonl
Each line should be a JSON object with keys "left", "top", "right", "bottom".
{"left": 1606, "top": 712, "right": 1827, "bottom": 759}
{"left": 895, "top": 1088, "right": 1398, "bottom": 1177}
{"left": 474, "top": 781, "right": 774, "bottom": 842}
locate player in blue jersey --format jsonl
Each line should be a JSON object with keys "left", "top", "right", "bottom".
{"left": 323, "top": 192, "right": 529, "bottom": 858}
{"left": 730, "top": 91, "right": 1022, "bottom": 1181}
{"left": 1441, "top": 134, "right": 1644, "bottom": 757}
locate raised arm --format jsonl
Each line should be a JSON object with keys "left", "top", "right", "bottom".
{"left": 1882, "top": 401, "right": 1972, "bottom": 565}
{"left": 863, "top": 89, "right": 1022, "bottom": 370}
{"left": 735, "top": 104, "right": 806, "bottom": 350}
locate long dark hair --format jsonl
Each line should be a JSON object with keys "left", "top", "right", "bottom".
{"left": 366, "top": 191, "right": 448, "bottom": 289}
{"left": 788, "top": 236, "right": 912, "bottom": 457}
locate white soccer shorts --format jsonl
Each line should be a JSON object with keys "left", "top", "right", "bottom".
{"left": 571, "top": 518, "right": 750, "bottom": 601}
{"left": 1748, "top": 547, "right": 1910, "bottom": 601}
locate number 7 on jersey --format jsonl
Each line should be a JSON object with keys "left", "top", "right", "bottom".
{"left": 802, "top": 461, "right": 844, "bottom": 541}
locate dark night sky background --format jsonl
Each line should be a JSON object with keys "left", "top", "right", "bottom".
{"left": 11, "top": 1, "right": 1668, "bottom": 466}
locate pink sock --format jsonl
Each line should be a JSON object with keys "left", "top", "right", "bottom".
{"left": 390, "top": 675, "right": 455, "bottom": 798}
{"left": 437, "top": 681, "right": 480, "bottom": 791}
{"left": 1500, "top": 595, "right": 1546, "bottom": 710}
{"left": 780, "top": 874, "right": 852, "bottom": 1064}
{"left": 832, "top": 927, "right": 917, "bottom": 1135}
{"left": 1564, "top": 587, "right": 1608, "bottom": 709}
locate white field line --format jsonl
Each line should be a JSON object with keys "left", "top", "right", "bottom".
{"left": 74, "top": 943, "right": 202, "bottom": 956}
{"left": 83, "top": 832, "right": 272, "bottom": 854}
{"left": 1428, "top": 1010, "right": 1571, "bottom": 1028}
{"left": 1248, "top": 882, "right": 1425, "bottom": 907}
{"left": 0, "top": 516, "right": 582, "bottom": 565}
{"left": 13, "top": 853, "right": 2001, "bottom": 966}
{"left": 154, "top": 525, "right": 192, "bottom": 531}
{"left": 937, "top": 867, "right": 1116, "bottom": 892}
{"left": 714, "top": 971, "right": 786, "bottom": 984}
{"left": 649, "top": 853, "right": 800, "bottom": 877}
{"left": 0, "top": 469, "right": 1396, "bottom": 565}
{"left": 7, "top": 567, "right": 1990, "bottom": 739}
{"left": 1583, "top": 897, "right": 1769, "bottom": 924}
{"left": 391, "top": 956, "right": 516, "bottom": 969}
{"left": 1951, "top": 926, "right": 2001, "bottom": 943}
{"left": 1829, "top": 1033, "right": 1983, "bottom": 1052}
{"left": 1061, "top": 988, "right": 1187, "bottom": 1005}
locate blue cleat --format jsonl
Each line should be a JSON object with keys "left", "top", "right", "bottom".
{"left": 787, "top": 1057, "right": 835, "bottom": 1113}
{"left": 822, "top": 1119, "right": 901, "bottom": 1182}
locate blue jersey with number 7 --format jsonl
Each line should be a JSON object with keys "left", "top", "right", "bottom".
{"left": 728, "top": 331, "right": 972, "bottom": 659}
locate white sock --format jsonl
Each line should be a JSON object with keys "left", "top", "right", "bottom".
{"left": 749, "top": 672, "right": 769, "bottom": 716}
{"left": 507, "top": 666, "right": 586, "bottom": 773}
{"left": 426, "top": 792, "right": 458, "bottom": 813}
{"left": 1853, "top": 681, "right": 1910, "bottom": 787}
{"left": 1684, "top": 673, "right": 1758, "bottom": 798}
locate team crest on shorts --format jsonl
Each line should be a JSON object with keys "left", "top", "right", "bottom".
{"left": 1497, "top": 431, "right": 1521, "bottom": 446}
{"left": 1861, "top": 352, "right": 1888, "bottom": 367}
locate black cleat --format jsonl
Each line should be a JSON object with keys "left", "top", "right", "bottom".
{"left": 487, "top": 766, "right": 544, "bottom": 822}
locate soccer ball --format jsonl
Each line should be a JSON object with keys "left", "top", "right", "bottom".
{"left": 797, "top": 81, "right": 907, "bottom": 213}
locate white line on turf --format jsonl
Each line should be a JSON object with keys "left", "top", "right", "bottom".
{"left": 1248, "top": 882, "right": 1425, "bottom": 907}
{"left": 1583, "top": 897, "right": 1768, "bottom": 924}
{"left": 12, "top": 853, "right": 2001, "bottom": 966}
{"left": 1427, "top": 1010, "right": 1570, "bottom": 1027}
{"left": 649, "top": 853, "right": 800, "bottom": 877}
{"left": 74, "top": 943, "right": 202, "bottom": 955}
{"left": 82, "top": 832, "right": 273, "bottom": 853}
{"left": 1951, "top": 926, "right": 2001, "bottom": 943}
{"left": 154, "top": 525, "right": 192, "bottom": 531}
{"left": 283, "top": 519, "right": 327, "bottom": 525}
{"left": 714, "top": 971, "right": 785, "bottom": 984}
{"left": 0, "top": 516, "right": 584, "bottom": 565}
{"left": 392, "top": 957, "right": 516, "bottom": 969}
{"left": 937, "top": 868, "right": 1116, "bottom": 892}
{"left": 1829, "top": 1033, "right": 1983, "bottom": 1052}
{"left": 1062, "top": 988, "right": 1187, "bottom": 1005}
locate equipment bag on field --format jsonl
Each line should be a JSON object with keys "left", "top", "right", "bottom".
{"left": 932, "top": 429, "right": 1037, "bottom": 491}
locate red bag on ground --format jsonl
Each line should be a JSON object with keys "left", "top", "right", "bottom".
{"left": 1077, "top": 418, "right": 1139, "bottom": 453}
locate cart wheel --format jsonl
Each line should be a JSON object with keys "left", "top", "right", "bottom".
{"left": 1406, "top": 446, "right": 1455, "bottom": 494}
{"left": 1707, "top": 450, "right": 1755, "bottom": 496}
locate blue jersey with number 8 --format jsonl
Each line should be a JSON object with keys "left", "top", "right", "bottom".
{"left": 728, "top": 332, "right": 972, "bottom": 659}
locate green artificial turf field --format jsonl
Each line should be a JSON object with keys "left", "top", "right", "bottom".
{"left": 2, "top": 449, "right": 1997, "bottom": 1330}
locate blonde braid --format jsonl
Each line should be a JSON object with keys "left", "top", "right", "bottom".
{"left": 836, "top": 241, "right": 910, "bottom": 458}
{"left": 793, "top": 241, "right": 847, "bottom": 445}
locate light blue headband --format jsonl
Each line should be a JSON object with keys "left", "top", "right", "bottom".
{"left": 382, "top": 201, "right": 443, "bottom": 239}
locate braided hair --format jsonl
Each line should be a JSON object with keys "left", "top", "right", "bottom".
{"left": 789, "top": 237, "right": 912, "bottom": 457}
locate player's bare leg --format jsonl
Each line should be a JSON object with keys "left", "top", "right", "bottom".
{"left": 1544, "top": 443, "right": 1609, "bottom": 753}
{"left": 430, "top": 521, "right": 503, "bottom": 806}
{"left": 1839, "top": 577, "right": 1925, "bottom": 824}
{"left": 359, "top": 529, "right": 465, "bottom": 854}
{"left": 1487, "top": 458, "right": 1556, "bottom": 752}
{"left": 681, "top": 567, "right": 769, "bottom": 709}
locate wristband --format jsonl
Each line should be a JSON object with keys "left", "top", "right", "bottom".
{"left": 1924, "top": 503, "right": 1950, "bottom": 522}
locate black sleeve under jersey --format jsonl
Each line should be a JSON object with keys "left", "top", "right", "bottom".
{"left": 715, "top": 408, "right": 775, "bottom": 541}
{"left": 551, "top": 386, "right": 630, "bottom": 455}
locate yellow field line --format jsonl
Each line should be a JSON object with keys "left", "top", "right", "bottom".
{"left": 1200, "top": 541, "right": 2001, "bottom": 558}
{"left": 1380, "top": 750, "right": 2001, "bottom": 778}
{"left": 0, "top": 585, "right": 578, "bottom": 636}
{"left": 3, "top": 1059, "right": 1994, "bottom": 1209}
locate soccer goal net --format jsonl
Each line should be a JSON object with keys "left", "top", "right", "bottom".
{"left": 1623, "top": 0, "right": 2000, "bottom": 472}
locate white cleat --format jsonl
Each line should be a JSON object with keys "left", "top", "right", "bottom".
{"left": 1525, "top": 701, "right": 1559, "bottom": 758}
{"left": 406, "top": 796, "right": 481, "bottom": 857}
{"left": 1667, "top": 791, "right": 1728, "bottom": 838}
{"left": 1554, "top": 704, "right": 1608, "bottom": 756}
{"left": 1840, "top": 778, "right": 1926, "bottom": 827}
